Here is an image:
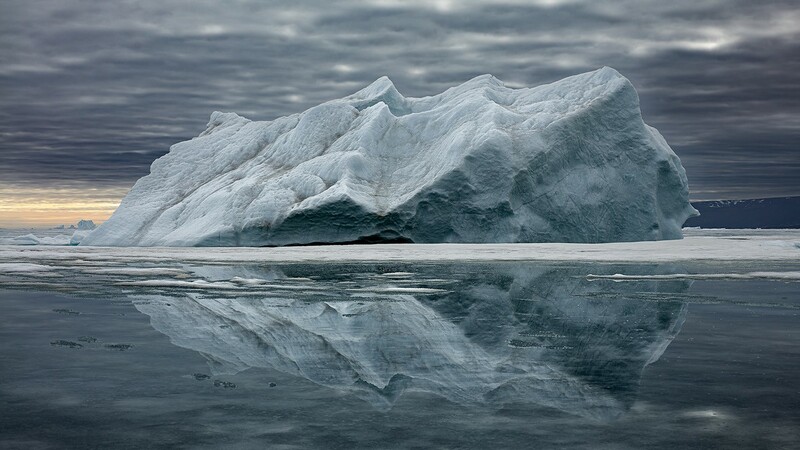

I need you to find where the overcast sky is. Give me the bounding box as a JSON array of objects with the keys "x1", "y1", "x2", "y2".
[{"x1": 1, "y1": 0, "x2": 798, "y2": 221}]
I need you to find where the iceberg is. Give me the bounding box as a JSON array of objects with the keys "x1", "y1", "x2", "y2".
[
  {"x1": 70, "y1": 219, "x2": 97, "y2": 245},
  {"x1": 1, "y1": 219, "x2": 98, "y2": 246},
  {"x1": 76, "y1": 219, "x2": 96, "y2": 231},
  {"x1": 82, "y1": 67, "x2": 697, "y2": 247},
  {"x1": 10, "y1": 233, "x2": 72, "y2": 246},
  {"x1": 69, "y1": 230, "x2": 92, "y2": 245}
]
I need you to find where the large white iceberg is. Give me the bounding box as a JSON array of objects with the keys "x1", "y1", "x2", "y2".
[{"x1": 83, "y1": 67, "x2": 697, "y2": 246}]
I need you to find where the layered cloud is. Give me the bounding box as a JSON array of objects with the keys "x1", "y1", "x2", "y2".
[{"x1": 1, "y1": 0, "x2": 798, "y2": 206}]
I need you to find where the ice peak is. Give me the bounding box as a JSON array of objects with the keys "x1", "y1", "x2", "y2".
[
  {"x1": 370, "y1": 75, "x2": 395, "y2": 89},
  {"x1": 202, "y1": 111, "x2": 247, "y2": 136},
  {"x1": 574, "y1": 66, "x2": 628, "y2": 88},
  {"x1": 594, "y1": 65, "x2": 624, "y2": 79},
  {"x1": 460, "y1": 73, "x2": 504, "y2": 87},
  {"x1": 348, "y1": 76, "x2": 410, "y2": 116},
  {"x1": 209, "y1": 111, "x2": 243, "y2": 125},
  {"x1": 350, "y1": 75, "x2": 398, "y2": 100}
]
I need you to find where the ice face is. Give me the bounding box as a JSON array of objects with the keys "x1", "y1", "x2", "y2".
[{"x1": 82, "y1": 67, "x2": 697, "y2": 247}]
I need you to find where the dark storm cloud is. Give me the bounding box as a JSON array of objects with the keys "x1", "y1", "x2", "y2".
[{"x1": 1, "y1": 0, "x2": 797, "y2": 199}]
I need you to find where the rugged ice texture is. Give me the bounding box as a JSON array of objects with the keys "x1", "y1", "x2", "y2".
[
  {"x1": 83, "y1": 67, "x2": 697, "y2": 246},
  {"x1": 69, "y1": 230, "x2": 92, "y2": 245},
  {"x1": 9, "y1": 233, "x2": 71, "y2": 246}
]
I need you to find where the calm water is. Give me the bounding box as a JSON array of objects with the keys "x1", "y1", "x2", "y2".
[{"x1": 1, "y1": 261, "x2": 799, "y2": 449}]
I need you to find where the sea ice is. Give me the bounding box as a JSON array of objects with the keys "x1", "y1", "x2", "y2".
[
  {"x1": 1, "y1": 219, "x2": 97, "y2": 246},
  {"x1": 6, "y1": 229, "x2": 800, "y2": 264},
  {"x1": 11, "y1": 233, "x2": 72, "y2": 246},
  {"x1": 83, "y1": 67, "x2": 697, "y2": 247}
]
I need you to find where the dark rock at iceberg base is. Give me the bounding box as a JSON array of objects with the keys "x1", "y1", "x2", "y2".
[{"x1": 82, "y1": 67, "x2": 697, "y2": 247}]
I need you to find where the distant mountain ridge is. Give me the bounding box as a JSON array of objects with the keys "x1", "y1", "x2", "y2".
[{"x1": 685, "y1": 196, "x2": 800, "y2": 229}]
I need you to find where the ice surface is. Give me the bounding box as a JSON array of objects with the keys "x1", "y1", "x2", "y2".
[
  {"x1": 83, "y1": 67, "x2": 697, "y2": 247},
  {"x1": 0, "y1": 262, "x2": 53, "y2": 272},
  {"x1": 587, "y1": 272, "x2": 800, "y2": 281},
  {"x1": 3, "y1": 230, "x2": 800, "y2": 418},
  {"x1": 1, "y1": 231, "x2": 90, "y2": 246},
  {"x1": 8, "y1": 229, "x2": 800, "y2": 264},
  {"x1": 9, "y1": 233, "x2": 72, "y2": 246},
  {"x1": 76, "y1": 220, "x2": 96, "y2": 231}
]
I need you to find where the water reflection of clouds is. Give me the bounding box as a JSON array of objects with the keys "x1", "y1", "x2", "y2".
[{"x1": 0, "y1": 255, "x2": 707, "y2": 417}]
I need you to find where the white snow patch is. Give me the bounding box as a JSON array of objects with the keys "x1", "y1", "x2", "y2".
[
  {"x1": 117, "y1": 279, "x2": 241, "y2": 290},
  {"x1": 230, "y1": 276, "x2": 267, "y2": 285},
  {"x1": 80, "y1": 267, "x2": 187, "y2": 276},
  {"x1": 0, "y1": 263, "x2": 54, "y2": 272},
  {"x1": 346, "y1": 286, "x2": 449, "y2": 294},
  {"x1": 587, "y1": 271, "x2": 800, "y2": 281},
  {"x1": 2, "y1": 230, "x2": 799, "y2": 264}
]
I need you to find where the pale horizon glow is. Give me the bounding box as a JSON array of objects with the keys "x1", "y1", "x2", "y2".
[
  {"x1": 2, "y1": 1, "x2": 799, "y2": 208},
  {"x1": 0, "y1": 185, "x2": 126, "y2": 228}
]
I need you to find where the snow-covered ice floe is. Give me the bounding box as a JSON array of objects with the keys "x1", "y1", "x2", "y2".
[
  {"x1": 83, "y1": 67, "x2": 697, "y2": 247},
  {"x1": 5, "y1": 233, "x2": 73, "y2": 246},
  {"x1": 2, "y1": 230, "x2": 798, "y2": 415},
  {"x1": 5, "y1": 229, "x2": 799, "y2": 265},
  {"x1": 0, "y1": 262, "x2": 54, "y2": 272},
  {"x1": 587, "y1": 272, "x2": 800, "y2": 281}
]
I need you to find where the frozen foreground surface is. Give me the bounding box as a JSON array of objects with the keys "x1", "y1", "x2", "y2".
[
  {"x1": 9, "y1": 229, "x2": 799, "y2": 265},
  {"x1": 1, "y1": 229, "x2": 799, "y2": 448},
  {"x1": 83, "y1": 67, "x2": 696, "y2": 247}
]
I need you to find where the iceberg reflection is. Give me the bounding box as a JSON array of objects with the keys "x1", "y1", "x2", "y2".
[{"x1": 132, "y1": 263, "x2": 688, "y2": 419}]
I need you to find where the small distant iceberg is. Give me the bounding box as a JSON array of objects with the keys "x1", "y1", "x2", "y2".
[
  {"x1": 76, "y1": 219, "x2": 96, "y2": 231},
  {"x1": 4, "y1": 219, "x2": 97, "y2": 246},
  {"x1": 11, "y1": 233, "x2": 73, "y2": 246}
]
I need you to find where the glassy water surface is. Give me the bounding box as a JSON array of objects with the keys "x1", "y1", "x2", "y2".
[{"x1": 1, "y1": 261, "x2": 798, "y2": 449}]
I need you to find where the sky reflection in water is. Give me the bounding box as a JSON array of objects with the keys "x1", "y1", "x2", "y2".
[{"x1": 0, "y1": 260, "x2": 798, "y2": 448}]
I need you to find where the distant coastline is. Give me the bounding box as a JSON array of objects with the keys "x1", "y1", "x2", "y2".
[{"x1": 685, "y1": 196, "x2": 800, "y2": 229}]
